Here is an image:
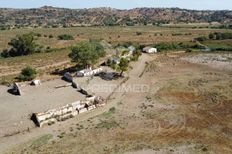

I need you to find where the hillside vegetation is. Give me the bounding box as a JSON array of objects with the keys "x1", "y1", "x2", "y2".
[{"x1": 0, "y1": 6, "x2": 232, "y2": 27}]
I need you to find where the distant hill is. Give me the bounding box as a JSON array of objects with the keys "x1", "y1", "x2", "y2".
[{"x1": 0, "y1": 6, "x2": 232, "y2": 27}]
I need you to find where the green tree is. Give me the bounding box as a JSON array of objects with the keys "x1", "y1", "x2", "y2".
[
  {"x1": 209, "y1": 33, "x2": 214, "y2": 40},
  {"x1": 117, "y1": 58, "x2": 129, "y2": 76},
  {"x1": 69, "y1": 41, "x2": 105, "y2": 68},
  {"x1": 131, "y1": 50, "x2": 142, "y2": 61},
  {"x1": 5, "y1": 33, "x2": 41, "y2": 57},
  {"x1": 215, "y1": 33, "x2": 222, "y2": 40},
  {"x1": 18, "y1": 66, "x2": 37, "y2": 81},
  {"x1": 121, "y1": 49, "x2": 129, "y2": 56},
  {"x1": 49, "y1": 34, "x2": 54, "y2": 38}
]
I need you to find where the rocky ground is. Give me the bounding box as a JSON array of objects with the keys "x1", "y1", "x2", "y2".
[{"x1": 181, "y1": 53, "x2": 232, "y2": 71}]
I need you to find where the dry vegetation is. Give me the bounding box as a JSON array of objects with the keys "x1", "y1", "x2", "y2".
[
  {"x1": 2, "y1": 52, "x2": 232, "y2": 154},
  {"x1": 0, "y1": 49, "x2": 71, "y2": 84},
  {"x1": 0, "y1": 25, "x2": 232, "y2": 153},
  {"x1": 1, "y1": 26, "x2": 232, "y2": 84},
  {"x1": 1, "y1": 26, "x2": 232, "y2": 51}
]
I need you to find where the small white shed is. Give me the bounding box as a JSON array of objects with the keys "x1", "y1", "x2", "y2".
[
  {"x1": 128, "y1": 46, "x2": 136, "y2": 55},
  {"x1": 31, "y1": 80, "x2": 41, "y2": 86},
  {"x1": 76, "y1": 67, "x2": 103, "y2": 77},
  {"x1": 143, "y1": 47, "x2": 157, "y2": 54}
]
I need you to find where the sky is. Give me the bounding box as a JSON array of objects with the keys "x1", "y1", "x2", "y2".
[{"x1": 0, "y1": 0, "x2": 232, "y2": 10}]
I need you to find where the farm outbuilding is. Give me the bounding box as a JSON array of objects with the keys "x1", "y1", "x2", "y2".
[
  {"x1": 31, "y1": 79, "x2": 41, "y2": 86},
  {"x1": 76, "y1": 67, "x2": 103, "y2": 77},
  {"x1": 143, "y1": 47, "x2": 157, "y2": 53},
  {"x1": 128, "y1": 45, "x2": 136, "y2": 55},
  {"x1": 11, "y1": 82, "x2": 23, "y2": 95}
]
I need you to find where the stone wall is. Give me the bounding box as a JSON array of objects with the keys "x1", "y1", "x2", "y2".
[{"x1": 33, "y1": 96, "x2": 105, "y2": 127}]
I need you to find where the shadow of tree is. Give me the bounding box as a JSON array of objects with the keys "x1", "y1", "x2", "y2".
[
  {"x1": 97, "y1": 72, "x2": 122, "y2": 81},
  {"x1": 51, "y1": 64, "x2": 84, "y2": 76}
]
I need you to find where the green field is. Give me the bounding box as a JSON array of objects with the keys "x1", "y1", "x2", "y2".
[{"x1": 203, "y1": 40, "x2": 232, "y2": 51}]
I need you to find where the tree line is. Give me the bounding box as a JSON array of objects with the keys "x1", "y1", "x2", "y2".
[{"x1": 209, "y1": 32, "x2": 232, "y2": 40}]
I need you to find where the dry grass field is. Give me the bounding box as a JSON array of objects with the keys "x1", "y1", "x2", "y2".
[
  {"x1": 1, "y1": 26, "x2": 232, "y2": 85},
  {"x1": 1, "y1": 52, "x2": 232, "y2": 154},
  {"x1": 1, "y1": 26, "x2": 231, "y2": 51},
  {"x1": 0, "y1": 26, "x2": 232, "y2": 154}
]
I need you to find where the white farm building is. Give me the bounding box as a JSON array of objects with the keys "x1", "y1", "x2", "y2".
[
  {"x1": 76, "y1": 67, "x2": 103, "y2": 77},
  {"x1": 143, "y1": 47, "x2": 157, "y2": 53}
]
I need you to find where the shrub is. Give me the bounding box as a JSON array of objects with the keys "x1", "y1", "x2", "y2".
[
  {"x1": 186, "y1": 48, "x2": 192, "y2": 52},
  {"x1": 35, "y1": 33, "x2": 42, "y2": 37},
  {"x1": 121, "y1": 49, "x2": 129, "y2": 56},
  {"x1": 1, "y1": 33, "x2": 42, "y2": 57},
  {"x1": 154, "y1": 43, "x2": 181, "y2": 51},
  {"x1": 219, "y1": 33, "x2": 232, "y2": 40},
  {"x1": 136, "y1": 32, "x2": 142, "y2": 36},
  {"x1": 109, "y1": 107, "x2": 116, "y2": 113},
  {"x1": 18, "y1": 66, "x2": 37, "y2": 81},
  {"x1": 0, "y1": 26, "x2": 6, "y2": 30},
  {"x1": 45, "y1": 46, "x2": 52, "y2": 52},
  {"x1": 96, "y1": 120, "x2": 119, "y2": 129},
  {"x1": 58, "y1": 34, "x2": 74, "y2": 40},
  {"x1": 131, "y1": 50, "x2": 142, "y2": 61},
  {"x1": 49, "y1": 34, "x2": 54, "y2": 38},
  {"x1": 195, "y1": 36, "x2": 207, "y2": 42},
  {"x1": 208, "y1": 32, "x2": 232, "y2": 40},
  {"x1": 106, "y1": 59, "x2": 112, "y2": 66},
  {"x1": 1, "y1": 49, "x2": 10, "y2": 58},
  {"x1": 126, "y1": 22, "x2": 134, "y2": 26},
  {"x1": 172, "y1": 33, "x2": 183, "y2": 36},
  {"x1": 209, "y1": 33, "x2": 214, "y2": 39}
]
